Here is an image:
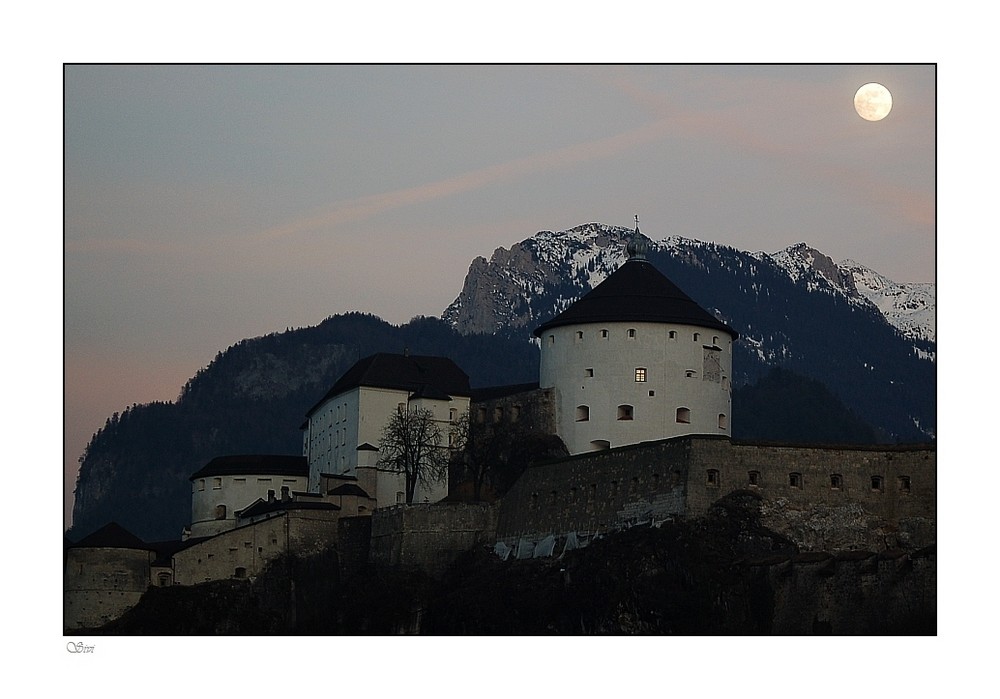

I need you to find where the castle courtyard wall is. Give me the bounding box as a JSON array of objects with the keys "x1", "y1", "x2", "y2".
[
  {"x1": 369, "y1": 503, "x2": 497, "y2": 578},
  {"x1": 173, "y1": 510, "x2": 340, "y2": 585},
  {"x1": 64, "y1": 547, "x2": 154, "y2": 630},
  {"x1": 497, "y1": 436, "x2": 935, "y2": 551}
]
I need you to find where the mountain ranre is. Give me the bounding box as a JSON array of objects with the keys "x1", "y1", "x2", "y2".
[{"x1": 65, "y1": 222, "x2": 935, "y2": 632}]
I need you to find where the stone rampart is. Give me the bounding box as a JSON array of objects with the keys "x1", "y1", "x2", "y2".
[
  {"x1": 173, "y1": 510, "x2": 340, "y2": 585},
  {"x1": 64, "y1": 547, "x2": 154, "y2": 630},
  {"x1": 369, "y1": 502, "x2": 497, "y2": 577},
  {"x1": 497, "y1": 435, "x2": 935, "y2": 551}
]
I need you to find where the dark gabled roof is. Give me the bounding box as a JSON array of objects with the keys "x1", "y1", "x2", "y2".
[
  {"x1": 190, "y1": 454, "x2": 308, "y2": 481},
  {"x1": 533, "y1": 258, "x2": 737, "y2": 338},
  {"x1": 329, "y1": 483, "x2": 371, "y2": 498},
  {"x1": 356, "y1": 443, "x2": 379, "y2": 452},
  {"x1": 70, "y1": 522, "x2": 151, "y2": 550},
  {"x1": 306, "y1": 353, "x2": 471, "y2": 417}
]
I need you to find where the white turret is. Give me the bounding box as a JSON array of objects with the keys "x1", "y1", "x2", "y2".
[{"x1": 534, "y1": 222, "x2": 737, "y2": 454}]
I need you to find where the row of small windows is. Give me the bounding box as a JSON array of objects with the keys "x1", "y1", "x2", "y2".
[
  {"x1": 575, "y1": 405, "x2": 726, "y2": 428},
  {"x1": 197, "y1": 477, "x2": 298, "y2": 491},
  {"x1": 581, "y1": 367, "x2": 709, "y2": 381},
  {"x1": 528, "y1": 470, "x2": 915, "y2": 510},
  {"x1": 476, "y1": 404, "x2": 523, "y2": 423},
  {"x1": 720, "y1": 470, "x2": 912, "y2": 492},
  {"x1": 559, "y1": 330, "x2": 722, "y2": 344}
]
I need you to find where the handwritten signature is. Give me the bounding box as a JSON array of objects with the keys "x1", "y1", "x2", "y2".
[{"x1": 67, "y1": 642, "x2": 95, "y2": 653}]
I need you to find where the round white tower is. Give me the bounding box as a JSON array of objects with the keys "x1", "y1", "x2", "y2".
[{"x1": 534, "y1": 224, "x2": 737, "y2": 455}]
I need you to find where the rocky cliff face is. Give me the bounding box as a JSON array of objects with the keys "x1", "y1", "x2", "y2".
[
  {"x1": 443, "y1": 223, "x2": 936, "y2": 442},
  {"x1": 446, "y1": 226, "x2": 936, "y2": 349}
]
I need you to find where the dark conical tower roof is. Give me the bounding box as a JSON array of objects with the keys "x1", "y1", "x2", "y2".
[{"x1": 533, "y1": 242, "x2": 737, "y2": 339}]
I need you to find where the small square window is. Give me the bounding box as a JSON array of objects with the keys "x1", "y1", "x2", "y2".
[
  {"x1": 585, "y1": 368, "x2": 594, "y2": 377},
  {"x1": 789, "y1": 472, "x2": 802, "y2": 488},
  {"x1": 830, "y1": 474, "x2": 843, "y2": 489},
  {"x1": 576, "y1": 331, "x2": 584, "y2": 340},
  {"x1": 648, "y1": 390, "x2": 655, "y2": 397},
  {"x1": 748, "y1": 471, "x2": 760, "y2": 487},
  {"x1": 898, "y1": 475, "x2": 911, "y2": 493},
  {"x1": 871, "y1": 475, "x2": 884, "y2": 492},
  {"x1": 628, "y1": 329, "x2": 637, "y2": 338},
  {"x1": 706, "y1": 469, "x2": 719, "y2": 487},
  {"x1": 601, "y1": 329, "x2": 609, "y2": 338}
]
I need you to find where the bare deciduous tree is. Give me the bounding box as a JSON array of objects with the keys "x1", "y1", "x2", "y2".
[{"x1": 377, "y1": 407, "x2": 450, "y2": 504}]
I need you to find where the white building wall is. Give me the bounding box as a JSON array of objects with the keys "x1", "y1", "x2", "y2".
[
  {"x1": 539, "y1": 321, "x2": 732, "y2": 455},
  {"x1": 306, "y1": 386, "x2": 469, "y2": 505},
  {"x1": 190, "y1": 473, "x2": 308, "y2": 538}
]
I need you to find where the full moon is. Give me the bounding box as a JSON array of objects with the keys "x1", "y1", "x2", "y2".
[{"x1": 854, "y1": 82, "x2": 892, "y2": 121}]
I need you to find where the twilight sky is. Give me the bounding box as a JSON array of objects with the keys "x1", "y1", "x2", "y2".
[{"x1": 63, "y1": 64, "x2": 935, "y2": 526}]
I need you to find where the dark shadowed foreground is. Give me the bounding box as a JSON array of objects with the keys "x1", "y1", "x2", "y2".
[{"x1": 85, "y1": 493, "x2": 935, "y2": 635}]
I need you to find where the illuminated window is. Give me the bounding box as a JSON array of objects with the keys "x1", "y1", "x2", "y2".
[{"x1": 634, "y1": 367, "x2": 647, "y2": 382}]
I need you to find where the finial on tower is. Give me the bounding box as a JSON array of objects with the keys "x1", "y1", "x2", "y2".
[{"x1": 627, "y1": 214, "x2": 648, "y2": 260}]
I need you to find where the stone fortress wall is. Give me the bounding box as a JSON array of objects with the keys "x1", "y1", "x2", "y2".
[{"x1": 496, "y1": 435, "x2": 935, "y2": 552}]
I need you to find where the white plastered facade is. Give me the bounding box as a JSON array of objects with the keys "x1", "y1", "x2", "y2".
[
  {"x1": 190, "y1": 471, "x2": 309, "y2": 538},
  {"x1": 305, "y1": 386, "x2": 469, "y2": 506},
  {"x1": 539, "y1": 321, "x2": 732, "y2": 455}
]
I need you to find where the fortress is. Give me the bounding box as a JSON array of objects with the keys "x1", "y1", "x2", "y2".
[{"x1": 64, "y1": 222, "x2": 935, "y2": 631}]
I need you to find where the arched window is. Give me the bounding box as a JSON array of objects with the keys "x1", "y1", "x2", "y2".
[
  {"x1": 718, "y1": 413, "x2": 728, "y2": 430},
  {"x1": 830, "y1": 474, "x2": 843, "y2": 489},
  {"x1": 617, "y1": 404, "x2": 634, "y2": 420},
  {"x1": 676, "y1": 407, "x2": 691, "y2": 424},
  {"x1": 668, "y1": 330, "x2": 677, "y2": 339},
  {"x1": 601, "y1": 329, "x2": 609, "y2": 338},
  {"x1": 214, "y1": 504, "x2": 227, "y2": 520},
  {"x1": 627, "y1": 328, "x2": 636, "y2": 339},
  {"x1": 575, "y1": 405, "x2": 590, "y2": 422},
  {"x1": 871, "y1": 475, "x2": 884, "y2": 492},
  {"x1": 789, "y1": 472, "x2": 802, "y2": 488},
  {"x1": 590, "y1": 440, "x2": 610, "y2": 451},
  {"x1": 898, "y1": 475, "x2": 911, "y2": 493}
]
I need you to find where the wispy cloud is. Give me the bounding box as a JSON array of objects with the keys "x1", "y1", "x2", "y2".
[{"x1": 256, "y1": 117, "x2": 686, "y2": 241}]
